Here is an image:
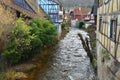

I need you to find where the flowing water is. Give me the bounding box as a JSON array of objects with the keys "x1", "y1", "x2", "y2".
[{"x1": 28, "y1": 27, "x2": 95, "y2": 80}]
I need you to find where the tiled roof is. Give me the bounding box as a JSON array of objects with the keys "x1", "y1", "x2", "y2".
[
  {"x1": 74, "y1": 8, "x2": 91, "y2": 15},
  {"x1": 25, "y1": 0, "x2": 39, "y2": 13},
  {"x1": 53, "y1": 0, "x2": 62, "y2": 5},
  {"x1": 0, "y1": 0, "x2": 46, "y2": 18},
  {"x1": 91, "y1": 0, "x2": 98, "y2": 16}
]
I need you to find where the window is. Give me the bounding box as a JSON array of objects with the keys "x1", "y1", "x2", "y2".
[
  {"x1": 108, "y1": 21, "x2": 111, "y2": 37},
  {"x1": 104, "y1": 0, "x2": 109, "y2": 4},
  {"x1": 39, "y1": 0, "x2": 59, "y2": 26},
  {"x1": 59, "y1": 15, "x2": 62, "y2": 19},
  {"x1": 99, "y1": 17, "x2": 103, "y2": 33},
  {"x1": 60, "y1": 6, "x2": 62, "y2": 11},
  {"x1": 110, "y1": 19, "x2": 117, "y2": 41}
]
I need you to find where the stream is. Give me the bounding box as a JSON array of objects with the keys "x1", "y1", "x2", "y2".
[{"x1": 26, "y1": 27, "x2": 95, "y2": 80}]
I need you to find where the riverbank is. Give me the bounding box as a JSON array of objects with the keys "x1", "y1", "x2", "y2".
[
  {"x1": 0, "y1": 27, "x2": 68, "y2": 80},
  {"x1": 25, "y1": 28, "x2": 95, "y2": 80},
  {"x1": 0, "y1": 43, "x2": 58, "y2": 80},
  {"x1": 78, "y1": 25, "x2": 97, "y2": 79},
  {"x1": 0, "y1": 27, "x2": 96, "y2": 80},
  {"x1": 85, "y1": 25, "x2": 97, "y2": 72}
]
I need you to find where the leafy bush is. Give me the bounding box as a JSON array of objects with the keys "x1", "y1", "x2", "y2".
[
  {"x1": 29, "y1": 19, "x2": 43, "y2": 53},
  {"x1": 29, "y1": 18, "x2": 57, "y2": 46},
  {"x1": 2, "y1": 18, "x2": 32, "y2": 64},
  {"x1": 2, "y1": 18, "x2": 57, "y2": 64},
  {"x1": 79, "y1": 21, "x2": 85, "y2": 28},
  {"x1": 61, "y1": 22, "x2": 66, "y2": 30},
  {"x1": 102, "y1": 49, "x2": 110, "y2": 62}
]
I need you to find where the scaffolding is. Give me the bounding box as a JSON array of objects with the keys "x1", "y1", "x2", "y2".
[{"x1": 39, "y1": 0, "x2": 59, "y2": 26}]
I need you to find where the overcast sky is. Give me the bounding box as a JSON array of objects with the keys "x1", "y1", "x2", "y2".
[{"x1": 60, "y1": 0, "x2": 94, "y2": 9}]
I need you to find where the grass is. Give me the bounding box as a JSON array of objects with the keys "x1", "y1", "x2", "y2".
[
  {"x1": 0, "y1": 73, "x2": 6, "y2": 80},
  {"x1": 0, "y1": 63, "x2": 5, "y2": 71},
  {"x1": 5, "y1": 69, "x2": 16, "y2": 80},
  {"x1": 1, "y1": 69, "x2": 28, "y2": 80}
]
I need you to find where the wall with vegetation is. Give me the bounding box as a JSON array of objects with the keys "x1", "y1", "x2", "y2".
[
  {"x1": 0, "y1": 3, "x2": 16, "y2": 53},
  {"x1": 2, "y1": 18, "x2": 57, "y2": 65}
]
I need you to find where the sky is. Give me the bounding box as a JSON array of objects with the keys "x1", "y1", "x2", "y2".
[{"x1": 60, "y1": 0, "x2": 94, "y2": 9}]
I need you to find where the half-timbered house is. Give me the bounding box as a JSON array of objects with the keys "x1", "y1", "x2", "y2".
[{"x1": 97, "y1": 0, "x2": 120, "y2": 80}]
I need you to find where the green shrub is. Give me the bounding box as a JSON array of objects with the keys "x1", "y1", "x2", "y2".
[
  {"x1": 2, "y1": 18, "x2": 32, "y2": 64},
  {"x1": 101, "y1": 49, "x2": 110, "y2": 62},
  {"x1": 61, "y1": 22, "x2": 66, "y2": 30},
  {"x1": 61, "y1": 22, "x2": 69, "y2": 35},
  {"x1": 29, "y1": 19, "x2": 43, "y2": 53},
  {"x1": 29, "y1": 18, "x2": 57, "y2": 46},
  {"x1": 2, "y1": 18, "x2": 57, "y2": 65},
  {"x1": 102, "y1": 49, "x2": 106, "y2": 54},
  {"x1": 79, "y1": 21, "x2": 85, "y2": 28}
]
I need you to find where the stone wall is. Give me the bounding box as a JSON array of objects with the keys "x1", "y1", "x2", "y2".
[{"x1": 0, "y1": 3, "x2": 16, "y2": 53}]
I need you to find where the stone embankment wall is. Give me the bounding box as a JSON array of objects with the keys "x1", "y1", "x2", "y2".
[
  {"x1": 0, "y1": 3, "x2": 16, "y2": 69},
  {"x1": 0, "y1": 3, "x2": 16, "y2": 53}
]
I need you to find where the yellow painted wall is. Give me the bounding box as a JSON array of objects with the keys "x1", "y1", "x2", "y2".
[
  {"x1": 109, "y1": 1, "x2": 113, "y2": 13},
  {"x1": 119, "y1": 0, "x2": 120, "y2": 10},
  {"x1": 98, "y1": 0, "x2": 120, "y2": 59},
  {"x1": 117, "y1": 44, "x2": 120, "y2": 62},
  {"x1": 113, "y1": 0, "x2": 117, "y2": 11}
]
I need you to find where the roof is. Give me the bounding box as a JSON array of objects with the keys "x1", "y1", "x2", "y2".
[
  {"x1": 25, "y1": 0, "x2": 39, "y2": 13},
  {"x1": 91, "y1": 0, "x2": 98, "y2": 16},
  {"x1": 53, "y1": 0, "x2": 61, "y2": 5},
  {"x1": 0, "y1": 0, "x2": 46, "y2": 18},
  {"x1": 74, "y1": 8, "x2": 81, "y2": 15},
  {"x1": 74, "y1": 8, "x2": 91, "y2": 15}
]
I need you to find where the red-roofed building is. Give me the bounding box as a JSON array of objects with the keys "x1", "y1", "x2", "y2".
[{"x1": 73, "y1": 7, "x2": 91, "y2": 20}]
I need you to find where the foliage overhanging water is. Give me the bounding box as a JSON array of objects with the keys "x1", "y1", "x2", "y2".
[{"x1": 26, "y1": 27, "x2": 95, "y2": 80}]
